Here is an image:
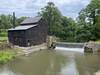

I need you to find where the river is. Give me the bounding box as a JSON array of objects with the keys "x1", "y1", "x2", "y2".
[{"x1": 0, "y1": 50, "x2": 100, "y2": 75}]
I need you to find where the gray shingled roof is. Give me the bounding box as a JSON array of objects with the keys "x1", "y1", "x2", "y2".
[
  {"x1": 8, "y1": 24, "x2": 37, "y2": 31},
  {"x1": 20, "y1": 16, "x2": 42, "y2": 24}
]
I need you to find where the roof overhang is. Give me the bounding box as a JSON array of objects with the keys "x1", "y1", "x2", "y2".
[{"x1": 8, "y1": 24, "x2": 37, "y2": 31}]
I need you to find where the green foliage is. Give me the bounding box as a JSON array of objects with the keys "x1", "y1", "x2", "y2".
[
  {"x1": 39, "y1": 2, "x2": 77, "y2": 41},
  {"x1": 76, "y1": 0, "x2": 100, "y2": 42},
  {"x1": 0, "y1": 37, "x2": 8, "y2": 42},
  {"x1": 95, "y1": 15, "x2": 100, "y2": 39},
  {"x1": 0, "y1": 51, "x2": 15, "y2": 64},
  {"x1": 0, "y1": 14, "x2": 26, "y2": 30},
  {"x1": 16, "y1": 17, "x2": 27, "y2": 26},
  {"x1": 0, "y1": 31, "x2": 8, "y2": 42},
  {"x1": 0, "y1": 31, "x2": 7, "y2": 37},
  {"x1": 38, "y1": 2, "x2": 63, "y2": 36},
  {"x1": 61, "y1": 17, "x2": 77, "y2": 42},
  {"x1": 96, "y1": 40, "x2": 100, "y2": 45},
  {"x1": 75, "y1": 26, "x2": 93, "y2": 42},
  {"x1": 0, "y1": 14, "x2": 13, "y2": 29}
]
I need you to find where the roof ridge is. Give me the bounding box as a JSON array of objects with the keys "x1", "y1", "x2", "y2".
[{"x1": 20, "y1": 16, "x2": 42, "y2": 25}]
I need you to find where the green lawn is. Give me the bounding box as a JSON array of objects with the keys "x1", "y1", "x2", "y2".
[
  {"x1": 0, "y1": 31, "x2": 8, "y2": 42},
  {"x1": 0, "y1": 50, "x2": 16, "y2": 64},
  {"x1": 0, "y1": 37, "x2": 8, "y2": 42},
  {"x1": 0, "y1": 31, "x2": 7, "y2": 36},
  {"x1": 96, "y1": 40, "x2": 100, "y2": 45}
]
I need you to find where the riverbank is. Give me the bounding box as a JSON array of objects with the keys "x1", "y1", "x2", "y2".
[
  {"x1": 0, "y1": 42, "x2": 21, "y2": 64},
  {"x1": 0, "y1": 49, "x2": 17, "y2": 64},
  {"x1": 96, "y1": 40, "x2": 100, "y2": 45},
  {"x1": 84, "y1": 41, "x2": 100, "y2": 53},
  {"x1": 14, "y1": 43, "x2": 47, "y2": 56},
  {"x1": 0, "y1": 42, "x2": 48, "y2": 64}
]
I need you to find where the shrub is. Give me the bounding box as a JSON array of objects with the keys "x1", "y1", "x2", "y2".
[
  {"x1": 0, "y1": 32, "x2": 8, "y2": 37},
  {"x1": 0, "y1": 51, "x2": 15, "y2": 64},
  {"x1": 0, "y1": 42, "x2": 12, "y2": 50}
]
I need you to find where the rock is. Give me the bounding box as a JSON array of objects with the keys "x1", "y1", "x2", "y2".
[
  {"x1": 46, "y1": 36, "x2": 57, "y2": 49},
  {"x1": 84, "y1": 41, "x2": 98, "y2": 53},
  {"x1": 95, "y1": 71, "x2": 100, "y2": 75},
  {"x1": 84, "y1": 46, "x2": 93, "y2": 53}
]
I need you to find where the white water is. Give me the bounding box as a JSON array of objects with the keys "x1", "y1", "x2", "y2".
[{"x1": 55, "y1": 47, "x2": 84, "y2": 53}]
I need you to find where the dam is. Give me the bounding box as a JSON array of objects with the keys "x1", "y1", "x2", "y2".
[{"x1": 55, "y1": 42, "x2": 85, "y2": 53}]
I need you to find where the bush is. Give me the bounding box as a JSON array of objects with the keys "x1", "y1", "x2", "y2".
[
  {"x1": 0, "y1": 32, "x2": 8, "y2": 37},
  {"x1": 0, "y1": 51, "x2": 15, "y2": 64},
  {"x1": 0, "y1": 42, "x2": 12, "y2": 50},
  {"x1": 0, "y1": 37, "x2": 8, "y2": 42},
  {"x1": 96, "y1": 40, "x2": 100, "y2": 45},
  {"x1": 0, "y1": 31, "x2": 8, "y2": 42}
]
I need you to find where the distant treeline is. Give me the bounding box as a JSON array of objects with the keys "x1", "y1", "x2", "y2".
[{"x1": 0, "y1": 14, "x2": 26, "y2": 30}]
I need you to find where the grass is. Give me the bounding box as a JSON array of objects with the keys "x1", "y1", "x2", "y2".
[
  {"x1": 96, "y1": 40, "x2": 100, "y2": 45},
  {"x1": 0, "y1": 31, "x2": 23, "y2": 64},
  {"x1": 0, "y1": 41, "x2": 17, "y2": 64},
  {"x1": 0, "y1": 31, "x2": 8, "y2": 42},
  {"x1": 0, "y1": 37, "x2": 8, "y2": 42},
  {"x1": 0, "y1": 50, "x2": 16, "y2": 64},
  {"x1": 0, "y1": 31, "x2": 8, "y2": 37}
]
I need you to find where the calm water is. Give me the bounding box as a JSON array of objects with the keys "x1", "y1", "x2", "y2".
[{"x1": 0, "y1": 50, "x2": 100, "y2": 75}]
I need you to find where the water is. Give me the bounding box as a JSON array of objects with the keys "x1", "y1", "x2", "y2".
[
  {"x1": 55, "y1": 42, "x2": 84, "y2": 53},
  {"x1": 0, "y1": 50, "x2": 100, "y2": 75},
  {"x1": 55, "y1": 47, "x2": 84, "y2": 53}
]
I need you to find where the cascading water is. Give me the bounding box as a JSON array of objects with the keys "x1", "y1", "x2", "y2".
[{"x1": 55, "y1": 42, "x2": 84, "y2": 53}]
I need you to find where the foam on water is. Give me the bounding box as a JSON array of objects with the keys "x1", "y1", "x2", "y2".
[{"x1": 55, "y1": 47, "x2": 84, "y2": 53}]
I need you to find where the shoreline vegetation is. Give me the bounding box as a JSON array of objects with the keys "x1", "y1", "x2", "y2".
[
  {"x1": 0, "y1": 45, "x2": 25, "y2": 64},
  {"x1": 96, "y1": 40, "x2": 100, "y2": 45},
  {"x1": 0, "y1": 31, "x2": 16, "y2": 64},
  {"x1": 0, "y1": 42, "x2": 18, "y2": 64},
  {"x1": 0, "y1": 50, "x2": 15, "y2": 64},
  {"x1": 0, "y1": 41, "x2": 21, "y2": 64}
]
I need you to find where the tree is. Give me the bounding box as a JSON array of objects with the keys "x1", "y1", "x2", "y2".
[
  {"x1": 16, "y1": 17, "x2": 27, "y2": 26},
  {"x1": 38, "y1": 2, "x2": 63, "y2": 37},
  {"x1": 0, "y1": 14, "x2": 13, "y2": 30},
  {"x1": 61, "y1": 16, "x2": 77, "y2": 42},
  {"x1": 95, "y1": 15, "x2": 100, "y2": 39},
  {"x1": 84, "y1": 0, "x2": 100, "y2": 40},
  {"x1": 76, "y1": 0, "x2": 100, "y2": 42},
  {"x1": 0, "y1": 14, "x2": 26, "y2": 32}
]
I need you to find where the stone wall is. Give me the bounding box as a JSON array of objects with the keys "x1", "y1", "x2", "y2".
[
  {"x1": 84, "y1": 41, "x2": 100, "y2": 53},
  {"x1": 46, "y1": 36, "x2": 57, "y2": 49}
]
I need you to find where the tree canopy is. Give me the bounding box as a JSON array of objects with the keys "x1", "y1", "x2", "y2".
[
  {"x1": 77, "y1": 0, "x2": 100, "y2": 41},
  {"x1": 38, "y1": 2, "x2": 63, "y2": 36},
  {"x1": 38, "y1": 2, "x2": 76, "y2": 42},
  {"x1": 0, "y1": 14, "x2": 26, "y2": 31}
]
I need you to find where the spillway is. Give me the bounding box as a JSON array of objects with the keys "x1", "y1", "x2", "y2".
[{"x1": 55, "y1": 42, "x2": 84, "y2": 53}]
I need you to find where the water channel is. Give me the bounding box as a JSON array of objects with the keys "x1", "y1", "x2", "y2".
[{"x1": 0, "y1": 50, "x2": 100, "y2": 75}]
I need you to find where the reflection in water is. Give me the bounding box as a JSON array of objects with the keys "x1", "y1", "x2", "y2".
[
  {"x1": 60, "y1": 60, "x2": 79, "y2": 75},
  {"x1": 75, "y1": 53, "x2": 100, "y2": 75},
  {"x1": 0, "y1": 50, "x2": 67, "y2": 75},
  {"x1": 0, "y1": 50, "x2": 100, "y2": 75}
]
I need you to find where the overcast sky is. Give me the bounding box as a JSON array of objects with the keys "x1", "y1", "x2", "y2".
[{"x1": 0, "y1": 0, "x2": 90, "y2": 19}]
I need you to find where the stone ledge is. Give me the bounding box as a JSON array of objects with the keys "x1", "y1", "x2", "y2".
[{"x1": 84, "y1": 41, "x2": 100, "y2": 53}]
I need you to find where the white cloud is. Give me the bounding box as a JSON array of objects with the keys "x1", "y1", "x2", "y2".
[{"x1": 0, "y1": 0, "x2": 90, "y2": 19}]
